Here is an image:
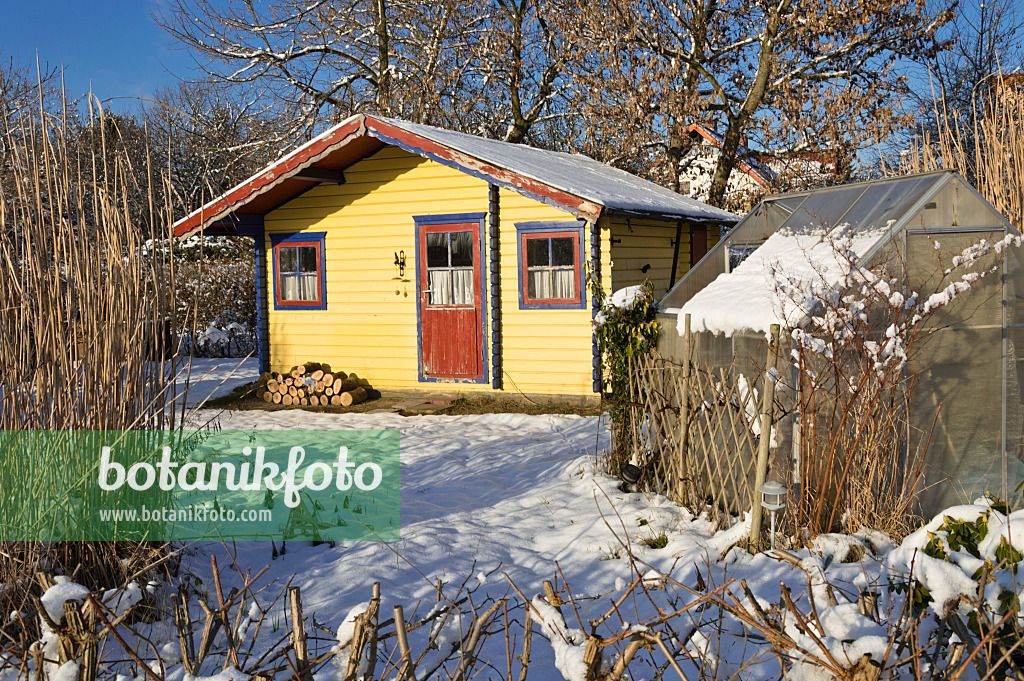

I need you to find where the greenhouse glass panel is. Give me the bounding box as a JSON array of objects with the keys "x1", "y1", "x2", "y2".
[
  {"x1": 916, "y1": 177, "x2": 1004, "y2": 228},
  {"x1": 764, "y1": 195, "x2": 807, "y2": 231},
  {"x1": 1007, "y1": 326, "x2": 1024, "y2": 496},
  {"x1": 911, "y1": 325, "x2": 1004, "y2": 512},
  {"x1": 776, "y1": 184, "x2": 869, "y2": 232},
  {"x1": 723, "y1": 204, "x2": 775, "y2": 247},
  {"x1": 906, "y1": 231, "x2": 1003, "y2": 329},
  {"x1": 838, "y1": 175, "x2": 939, "y2": 233},
  {"x1": 1007, "y1": 236, "x2": 1024, "y2": 326}
]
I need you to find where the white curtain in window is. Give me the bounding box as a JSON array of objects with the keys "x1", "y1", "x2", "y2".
[
  {"x1": 428, "y1": 270, "x2": 451, "y2": 304},
  {"x1": 281, "y1": 274, "x2": 319, "y2": 301},
  {"x1": 452, "y1": 268, "x2": 474, "y2": 305},
  {"x1": 281, "y1": 276, "x2": 298, "y2": 301},
  {"x1": 529, "y1": 269, "x2": 574, "y2": 300},
  {"x1": 298, "y1": 273, "x2": 318, "y2": 301},
  {"x1": 428, "y1": 269, "x2": 474, "y2": 305}
]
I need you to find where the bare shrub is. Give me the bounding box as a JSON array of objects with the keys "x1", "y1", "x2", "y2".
[
  {"x1": 777, "y1": 226, "x2": 1016, "y2": 538},
  {"x1": 779, "y1": 234, "x2": 931, "y2": 538},
  {"x1": 145, "y1": 234, "x2": 258, "y2": 357}
]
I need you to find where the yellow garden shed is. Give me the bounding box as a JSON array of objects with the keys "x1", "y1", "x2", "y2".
[{"x1": 173, "y1": 114, "x2": 737, "y2": 399}]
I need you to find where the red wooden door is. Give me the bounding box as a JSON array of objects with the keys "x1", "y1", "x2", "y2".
[
  {"x1": 418, "y1": 221, "x2": 483, "y2": 380},
  {"x1": 690, "y1": 224, "x2": 708, "y2": 267}
]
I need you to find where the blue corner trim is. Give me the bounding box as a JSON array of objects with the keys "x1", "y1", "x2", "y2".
[
  {"x1": 413, "y1": 213, "x2": 489, "y2": 385},
  {"x1": 514, "y1": 220, "x2": 587, "y2": 310},
  {"x1": 489, "y1": 185, "x2": 503, "y2": 390},
  {"x1": 591, "y1": 220, "x2": 601, "y2": 394},
  {"x1": 253, "y1": 228, "x2": 270, "y2": 373},
  {"x1": 269, "y1": 231, "x2": 328, "y2": 311}
]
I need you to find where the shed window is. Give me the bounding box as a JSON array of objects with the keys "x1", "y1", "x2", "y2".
[
  {"x1": 516, "y1": 222, "x2": 585, "y2": 309},
  {"x1": 728, "y1": 244, "x2": 762, "y2": 271},
  {"x1": 271, "y1": 232, "x2": 326, "y2": 310},
  {"x1": 426, "y1": 231, "x2": 475, "y2": 305}
]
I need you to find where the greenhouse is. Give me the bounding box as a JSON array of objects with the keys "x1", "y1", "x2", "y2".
[{"x1": 656, "y1": 170, "x2": 1024, "y2": 516}]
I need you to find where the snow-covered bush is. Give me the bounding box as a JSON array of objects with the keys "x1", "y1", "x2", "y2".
[
  {"x1": 777, "y1": 227, "x2": 1021, "y2": 538},
  {"x1": 181, "y1": 322, "x2": 257, "y2": 358},
  {"x1": 150, "y1": 235, "x2": 258, "y2": 356}
]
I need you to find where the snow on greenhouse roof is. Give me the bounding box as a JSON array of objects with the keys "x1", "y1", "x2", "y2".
[
  {"x1": 659, "y1": 171, "x2": 991, "y2": 336},
  {"x1": 671, "y1": 223, "x2": 892, "y2": 336}
]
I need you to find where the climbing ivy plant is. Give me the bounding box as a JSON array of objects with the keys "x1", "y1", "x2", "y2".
[{"x1": 588, "y1": 271, "x2": 660, "y2": 474}]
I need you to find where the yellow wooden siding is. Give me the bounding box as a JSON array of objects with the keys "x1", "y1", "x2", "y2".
[
  {"x1": 496, "y1": 188, "x2": 602, "y2": 396},
  {"x1": 708, "y1": 224, "x2": 721, "y2": 249},
  {"x1": 609, "y1": 217, "x2": 689, "y2": 296},
  {"x1": 263, "y1": 145, "x2": 605, "y2": 397}
]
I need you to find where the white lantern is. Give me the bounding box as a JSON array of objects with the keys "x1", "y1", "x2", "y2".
[{"x1": 758, "y1": 481, "x2": 788, "y2": 548}]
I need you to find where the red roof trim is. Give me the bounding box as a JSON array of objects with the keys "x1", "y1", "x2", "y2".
[
  {"x1": 173, "y1": 114, "x2": 607, "y2": 238},
  {"x1": 173, "y1": 116, "x2": 365, "y2": 238},
  {"x1": 686, "y1": 123, "x2": 771, "y2": 188}
]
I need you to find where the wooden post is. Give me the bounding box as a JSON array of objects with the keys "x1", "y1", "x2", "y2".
[
  {"x1": 363, "y1": 583, "x2": 381, "y2": 680},
  {"x1": 749, "y1": 323, "x2": 780, "y2": 545},
  {"x1": 677, "y1": 314, "x2": 692, "y2": 504},
  {"x1": 171, "y1": 593, "x2": 195, "y2": 674},
  {"x1": 393, "y1": 605, "x2": 412, "y2": 680},
  {"x1": 288, "y1": 587, "x2": 313, "y2": 681},
  {"x1": 518, "y1": 605, "x2": 533, "y2": 681}
]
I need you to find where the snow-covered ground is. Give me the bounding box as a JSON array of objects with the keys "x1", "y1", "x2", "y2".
[
  {"x1": 199, "y1": 408, "x2": 688, "y2": 613},
  {"x1": 37, "y1": 356, "x2": 1021, "y2": 679},
  {"x1": 170, "y1": 357, "x2": 259, "y2": 406},
  {"x1": 192, "y1": 408, "x2": 739, "y2": 680},
  {"x1": 152, "y1": 408, "x2": 1020, "y2": 681}
]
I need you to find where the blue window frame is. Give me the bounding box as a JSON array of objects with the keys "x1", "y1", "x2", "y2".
[
  {"x1": 270, "y1": 232, "x2": 327, "y2": 310},
  {"x1": 516, "y1": 221, "x2": 586, "y2": 309}
]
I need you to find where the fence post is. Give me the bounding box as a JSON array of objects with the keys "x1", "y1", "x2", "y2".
[
  {"x1": 750, "y1": 323, "x2": 780, "y2": 545},
  {"x1": 677, "y1": 314, "x2": 692, "y2": 504}
]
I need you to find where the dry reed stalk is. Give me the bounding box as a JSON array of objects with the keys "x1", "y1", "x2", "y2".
[
  {"x1": 0, "y1": 89, "x2": 182, "y2": 607},
  {"x1": 0, "y1": 95, "x2": 179, "y2": 431},
  {"x1": 900, "y1": 77, "x2": 1024, "y2": 231}
]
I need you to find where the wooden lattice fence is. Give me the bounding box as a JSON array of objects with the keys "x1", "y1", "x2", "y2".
[{"x1": 623, "y1": 341, "x2": 779, "y2": 524}]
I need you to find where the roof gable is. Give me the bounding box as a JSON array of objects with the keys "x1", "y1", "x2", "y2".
[
  {"x1": 173, "y1": 114, "x2": 736, "y2": 238},
  {"x1": 686, "y1": 123, "x2": 775, "y2": 187}
]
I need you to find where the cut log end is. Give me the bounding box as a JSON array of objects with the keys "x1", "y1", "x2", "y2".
[{"x1": 340, "y1": 387, "x2": 368, "y2": 407}]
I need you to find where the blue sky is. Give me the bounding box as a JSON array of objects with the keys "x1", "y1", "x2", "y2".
[{"x1": 1, "y1": 0, "x2": 195, "y2": 110}]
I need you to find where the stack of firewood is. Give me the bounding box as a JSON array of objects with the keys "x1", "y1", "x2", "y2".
[{"x1": 257, "y1": 362, "x2": 369, "y2": 407}]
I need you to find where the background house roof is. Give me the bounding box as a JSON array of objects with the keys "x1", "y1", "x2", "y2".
[
  {"x1": 173, "y1": 114, "x2": 737, "y2": 238},
  {"x1": 686, "y1": 123, "x2": 777, "y2": 187}
]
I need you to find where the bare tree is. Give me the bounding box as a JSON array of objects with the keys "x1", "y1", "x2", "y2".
[
  {"x1": 458, "y1": 0, "x2": 573, "y2": 144},
  {"x1": 569, "y1": 0, "x2": 953, "y2": 207},
  {"x1": 142, "y1": 81, "x2": 289, "y2": 216},
  {"x1": 156, "y1": 0, "x2": 489, "y2": 132},
  {"x1": 156, "y1": 0, "x2": 409, "y2": 130},
  {"x1": 157, "y1": 0, "x2": 578, "y2": 146}
]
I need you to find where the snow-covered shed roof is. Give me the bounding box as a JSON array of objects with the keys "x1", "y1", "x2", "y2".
[
  {"x1": 659, "y1": 170, "x2": 1018, "y2": 336},
  {"x1": 173, "y1": 114, "x2": 737, "y2": 238}
]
